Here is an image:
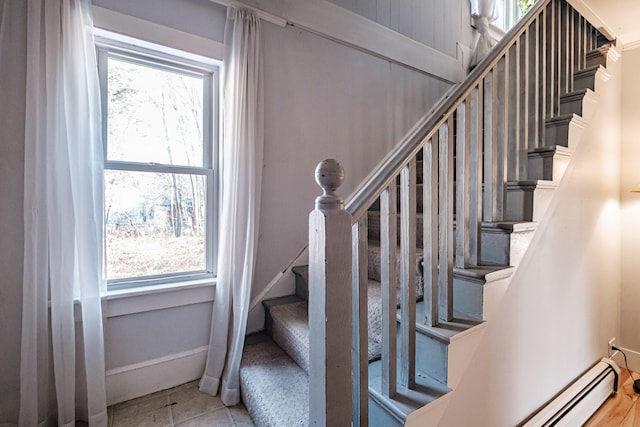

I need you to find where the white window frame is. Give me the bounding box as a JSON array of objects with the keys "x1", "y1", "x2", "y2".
[{"x1": 96, "y1": 34, "x2": 219, "y2": 291}]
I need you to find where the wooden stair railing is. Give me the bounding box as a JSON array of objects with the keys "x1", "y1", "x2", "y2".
[{"x1": 307, "y1": 0, "x2": 607, "y2": 424}]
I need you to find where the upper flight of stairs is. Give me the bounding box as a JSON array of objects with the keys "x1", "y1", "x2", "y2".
[{"x1": 239, "y1": 9, "x2": 616, "y2": 427}]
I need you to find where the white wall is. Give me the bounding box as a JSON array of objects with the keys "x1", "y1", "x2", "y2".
[
  {"x1": 619, "y1": 45, "x2": 640, "y2": 369},
  {"x1": 427, "y1": 47, "x2": 623, "y2": 426}
]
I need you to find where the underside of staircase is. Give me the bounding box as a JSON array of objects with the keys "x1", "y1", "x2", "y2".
[{"x1": 238, "y1": 2, "x2": 617, "y2": 425}]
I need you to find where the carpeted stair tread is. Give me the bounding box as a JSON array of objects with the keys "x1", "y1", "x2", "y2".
[
  {"x1": 268, "y1": 280, "x2": 387, "y2": 374},
  {"x1": 367, "y1": 241, "x2": 424, "y2": 299},
  {"x1": 269, "y1": 300, "x2": 311, "y2": 373},
  {"x1": 240, "y1": 338, "x2": 309, "y2": 427}
]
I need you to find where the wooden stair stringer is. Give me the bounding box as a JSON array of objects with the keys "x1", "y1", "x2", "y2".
[{"x1": 405, "y1": 45, "x2": 613, "y2": 427}]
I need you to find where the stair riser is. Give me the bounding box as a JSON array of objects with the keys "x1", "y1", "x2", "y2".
[
  {"x1": 481, "y1": 229, "x2": 534, "y2": 267},
  {"x1": 545, "y1": 119, "x2": 571, "y2": 147},
  {"x1": 369, "y1": 399, "x2": 404, "y2": 427},
  {"x1": 586, "y1": 51, "x2": 607, "y2": 68},
  {"x1": 528, "y1": 149, "x2": 571, "y2": 182},
  {"x1": 294, "y1": 270, "x2": 308, "y2": 300},
  {"x1": 415, "y1": 333, "x2": 449, "y2": 386},
  {"x1": 505, "y1": 185, "x2": 555, "y2": 222},
  {"x1": 266, "y1": 301, "x2": 310, "y2": 375},
  {"x1": 586, "y1": 55, "x2": 606, "y2": 69},
  {"x1": 453, "y1": 275, "x2": 484, "y2": 321},
  {"x1": 368, "y1": 215, "x2": 532, "y2": 268},
  {"x1": 272, "y1": 317, "x2": 309, "y2": 374},
  {"x1": 574, "y1": 71, "x2": 597, "y2": 91},
  {"x1": 560, "y1": 95, "x2": 584, "y2": 116}
]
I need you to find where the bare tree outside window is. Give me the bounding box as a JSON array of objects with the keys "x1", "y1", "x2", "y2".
[{"x1": 102, "y1": 54, "x2": 215, "y2": 283}]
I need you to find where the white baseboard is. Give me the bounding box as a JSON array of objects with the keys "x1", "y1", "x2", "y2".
[
  {"x1": 612, "y1": 346, "x2": 640, "y2": 374},
  {"x1": 106, "y1": 346, "x2": 209, "y2": 406}
]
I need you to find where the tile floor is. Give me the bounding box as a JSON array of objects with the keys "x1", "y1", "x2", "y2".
[{"x1": 108, "y1": 381, "x2": 255, "y2": 426}]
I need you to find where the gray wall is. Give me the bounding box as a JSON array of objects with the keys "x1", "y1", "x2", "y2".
[
  {"x1": 327, "y1": 0, "x2": 474, "y2": 58},
  {"x1": 0, "y1": 0, "x2": 465, "y2": 418},
  {"x1": 0, "y1": 0, "x2": 26, "y2": 422}
]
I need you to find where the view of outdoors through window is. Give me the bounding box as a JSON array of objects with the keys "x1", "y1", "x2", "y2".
[
  {"x1": 494, "y1": 0, "x2": 539, "y2": 32},
  {"x1": 104, "y1": 56, "x2": 210, "y2": 282},
  {"x1": 518, "y1": 0, "x2": 538, "y2": 14}
]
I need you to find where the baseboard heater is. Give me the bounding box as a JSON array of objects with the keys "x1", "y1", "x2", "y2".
[{"x1": 522, "y1": 358, "x2": 620, "y2": 426}]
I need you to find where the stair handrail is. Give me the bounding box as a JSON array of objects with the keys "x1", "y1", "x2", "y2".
[
  {"x1": 308, "y1": 0, "x2": 609, "y2": 424},
  {"x1": 344, "y1": 0, "x2": 551, "y2": 221}
]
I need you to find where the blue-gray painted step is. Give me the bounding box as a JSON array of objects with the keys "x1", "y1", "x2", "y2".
[
  {"x1": 559, "y1": 88, "x2": 589, "y2": 116},
  {"x1": 586, "y1": 45, "x2": 611, "y2": 68},
  {"x1": 573, "y1": 64, "x2": 604, "y2": 91},
  {"x1": 368, "y1": 354, "x2": 450, "y2": 427},
  {"x1": 528, "y1": 145, "x2": 572, "y2": 182},
  {"x1": 367, "y1": 211, "x2": 536, "y2": 266},
  {"x1": 404, "y1": 300, "x2": 482, "y2": 385},
  {"x1": 451, "y1": 265, "x2": 515, "y2": 321},
  {"x1": 289, "y1": 263, "x2": 512, "y2": 386}
]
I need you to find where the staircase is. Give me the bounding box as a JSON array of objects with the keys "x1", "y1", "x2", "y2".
[{"x1": 239, "y1": 0, "x2": 617, "y2": 425}]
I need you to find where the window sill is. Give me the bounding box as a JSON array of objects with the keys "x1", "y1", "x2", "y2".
[{"x1": 104, "y1": 278, "x2": 216, "y2": 318}]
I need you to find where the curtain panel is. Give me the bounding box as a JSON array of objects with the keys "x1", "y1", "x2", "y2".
[
  {"x1": 19, "y1": 0, "x2": 107, "y2": 425},
  {"x1": 200, "y1": 8, "x2": 264, "y2": 406},
  {"x1": 470, "y1": 0, "x2": 499, "y2": 68}
]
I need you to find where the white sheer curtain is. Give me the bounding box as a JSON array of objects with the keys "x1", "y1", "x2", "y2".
[
  {"x1": 200, "y1": 8, "x2": 264, "y2": 406},
  {"x1": 470, "y1": 0, "x2": 499, "y2": 68},
  {"x1": 19, "y1": 0, "x2": 107, "y2": 425}
]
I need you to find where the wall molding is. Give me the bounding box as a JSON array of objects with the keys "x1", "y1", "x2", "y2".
[
  {"x1": 92, "y1": 6, "x2": 225, "y2": 60},
  {"x1": 566, "y1": 0, "x2": 616, "y2": 42},
  {"x1": 623, "y1": 39, "x2": 640, "y2": 52},
  {"x1": 106, "y1": 346, "x2": 209, "y2": 405},
  {"x1": 209, "y1": 0, "x2": 465, "y2": 83}
]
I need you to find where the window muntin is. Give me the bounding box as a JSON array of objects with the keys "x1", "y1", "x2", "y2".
[{"x1": 98, "y1": 39, "x2": 218, "y2": 289}]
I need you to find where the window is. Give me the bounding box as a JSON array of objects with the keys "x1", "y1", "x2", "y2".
[
  {"x1": 96, "y1": 35, "x2": 219, "y2": 289},
  {"x1": 494, "y1": 0, "x2": 537, "y2": 32}
]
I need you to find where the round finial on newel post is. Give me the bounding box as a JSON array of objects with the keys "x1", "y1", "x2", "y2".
[{"x1": 315, "y1": 158, "x2": 345, "y2": 210}]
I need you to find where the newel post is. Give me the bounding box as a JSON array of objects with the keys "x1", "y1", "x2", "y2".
[{"x1": 308, "y1": 159, "x2": 353, "y2": 426}]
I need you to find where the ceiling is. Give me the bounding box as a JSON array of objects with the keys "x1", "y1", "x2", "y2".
[{"x1": 580, "y1": 0, "x2": 640, "y2": 47}]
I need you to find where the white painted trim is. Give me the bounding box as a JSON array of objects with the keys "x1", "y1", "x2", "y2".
[
  {"x1": 106, "y1": 346, "x2": 208, "y2": 405},
  {"x1": 281, "y1": 0, "x2": 464, "y2": 83},
  {"x1": 105, "y1": 281, "x2": 215, "y2": 318},
  {"x1": 612, "y1": 347, "x2": 640, "y2": 374},
  {"x1": 92, "y1": 6, "x2": 225, "y2": 60},
  {"x1": 248, "y1": 246, "x2": 308, "y2": 313},
  {"x1": 566, "y1": 0, "x2": 616, "y2": 43},
  {"x1": 209, "y1": 0, "x2": 464, "y2": 83},
  {"x1": 622, "y1": 40, "x2": 640, "y2": 52}
]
